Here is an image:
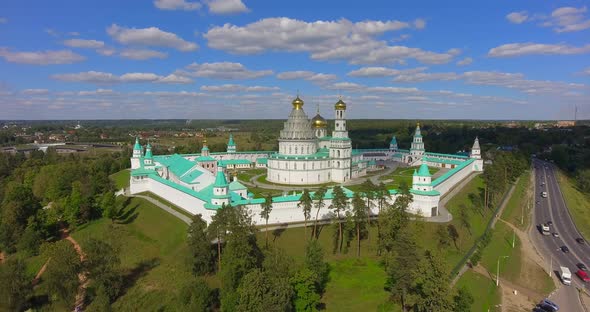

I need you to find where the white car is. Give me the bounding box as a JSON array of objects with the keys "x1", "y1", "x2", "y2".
[{"x1": 553, "y1": 232, "x2": 559, "y2": 238}]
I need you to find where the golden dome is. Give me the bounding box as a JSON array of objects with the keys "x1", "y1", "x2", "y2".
[
  {"x1": 292, "y1": 96, "x2": 304, "y2": 110},
  {"x1": 334, "y1": 98, "x2": 346, "y2": 110},
  {"x1": 311, "y1": 114, "x2": 327, "y2": 128}
]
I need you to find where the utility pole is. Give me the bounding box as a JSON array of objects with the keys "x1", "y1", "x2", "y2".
[{"x1": 512, "y1": 230, "x2": 516, "y2": 248}]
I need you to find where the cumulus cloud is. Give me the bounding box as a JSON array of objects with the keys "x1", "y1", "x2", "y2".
[
  {"x1": 347, "y1": 66, "x2": 427, "y2": 77},
  {"x1": 205, "y1": 0, "x2": 250, "y2": 15},
  {"x1": 200, "y1": 84, "x2": 279, "y2": 92},
  {"x1": 107, "y1": 24, "x2": 198, "y2": 51},
  {"x1": 119, "y1": 49, "x2": 167, "y2": 60},
  {"x1": 0, "y1": 48, "x2": 85, "y2": 65},
  {"x1": 488, "y1": 42, "x2": 590, "y2": 57},
  {"x1": 78, "y1": 89, "x2": 116, "y2": 96},
  {"x1": 203, "y1": 17, "x2": 454, "y2": 65},
  {"x1": 584, "y1": 67, "x2": 590, "y2": 75},
  {"x1": 276, "y1": 71, "x2": 337, "y2": 84},
  {"x1": 507, "y1": 6, "x2": 590, "y2": 32},
  {"x1": 154, "y1": 0, "x2": 201, "y2": 10},
  {"x1": 63, "y1": 39, "x2": 105, "y2": 49},
  {"x1": 51, "y1": 71, "x2": 193, "y2": 84},
  {"x1": 413, "y1": 18, "x2": 426, "y2": 29},
  {"x1": 506, "y1": 11, "x2": 528, "y2": 24},
  {"x1": 456, "y1": 57, "x2": 473, "y2": 66},
  {"x1": 22, "y1": 89, "x2": 49, "y2": 95},
  {"x1": 183, "y1": 62, "x2": 272, "y2": 79}
]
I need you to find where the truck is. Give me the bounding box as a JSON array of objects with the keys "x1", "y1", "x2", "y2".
[
  {"x1": 541, "y1": 224, "x2": 551, "y2": 235},
  {"x1": 560, "y1": 266, "x2": 572, "y2": 286}
]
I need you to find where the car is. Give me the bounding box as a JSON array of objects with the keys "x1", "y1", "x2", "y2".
[
  {"x1": 540, "y1": 298, "x2": 559, "y2": 311},
  {"x1": 547, "y1": 221, "x2": 553, "y2": 226},
  {"x1": 577, "y1": 263, "x2": 587, "y2": 271},
  {"x1": 561, "y1": 246, "x2": 569, "y2": 253},
  {"x1": 576, "y1": 270, "x2": 590, "y2": 282},
  {"x1": 576, "y1": 238, "x2": 585, "y2": 244},
  {"x1": 552, "y1": 232, "x2": 559, "y2": 238},
  {"x1": 537, "y1": 303, "x2": 558, "y2": 312}
]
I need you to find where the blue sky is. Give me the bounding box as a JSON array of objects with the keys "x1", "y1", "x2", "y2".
[{"x1": 0, "y1": 0, "x2": 589, "y2": 120}]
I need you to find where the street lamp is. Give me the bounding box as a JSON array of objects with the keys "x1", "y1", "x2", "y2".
[{"x1": 496, "y1": 255, "x2": 509, "y2": 286}]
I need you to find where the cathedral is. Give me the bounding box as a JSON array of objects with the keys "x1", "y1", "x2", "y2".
[{"x1": 266, "y1": 96, "x2": 367, "y2": 185}]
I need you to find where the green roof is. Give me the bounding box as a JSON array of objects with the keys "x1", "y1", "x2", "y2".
[
  {"x1": 201, "y1": 146, "x2": 209, "y2": 151},
  {"x1": 270, "y1": 151, "x2": 329, "y2": 160},
  {"x1": 424, "y1": 152, "x2": 469, "y2": 159},
  {"x1": 227, "y1": 134, "x2": 235, "y2": 146},
  {"x1": 144, "y1": 144, "x2": 153, "y2": 158},
  {"x1": 156, "y1": 154, "x2": 195, "y2": 177},
  {"x1": 390, "y1": 136, "x2": 397, "y2": 145},
  {"x1": 256, "y1": 157, "x2": 268, "y2": 165},
  {"x1": 431, "y1": 158, "x2": 474, "y2": 187},
  {"x1": 195, "y1": 155, "x2": 216, "y2": 162},
  {"x1": 214, "y1": 169, "x2": 228, "y2": 187},
  {"x1": 229, "y1": 179, "x2": 247, "y2": 190},
  {"x1": 179, "y1": 169, "x2": 204, "y2": 184},
  {"x1": 417, "y1": 163, "x2": 431, "y2": 177},
  {"x1": 131, "y1": 167, "x2": 157, "y2": 177},
  {"x1": 319, "y1": 136, "x2": 332, "y2": 141},
  {"x1": 369, "y1": 160, "x2": 376, "y2": 165},
  {"x1": 422, "y1": 156, "x2": 464, "y2": 165},
  {"x1": 133, "y1": 137, "x2": 142, "y2": 151}
]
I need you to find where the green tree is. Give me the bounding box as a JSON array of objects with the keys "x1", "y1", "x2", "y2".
[
  {"x1": 384, "y1": 226, "x2": 420, "y2": 311},
  {"x1": 83, "y1": 238, "x2": 122, "y2": 302},
  {"x1": 351, "y1": 193, "x2": 367, "y2": 257},
  {"x1": 64, "y1": 181, "x2": 83, "y2": 226},
  {"x1": 261, "y1": 194, "x2": 273, "y2": 248},
  {"x1": 447, "y1": 224, "x2": 459, "y2": 249},
  {"x1": 453, "y1": 286, "x2": 474, "y2": 312},
  {"x1": 291, "y1": 268, "x2": 320, "y2": 312},
  {"x1": 375, "y1": 182, "x2": 390, "y2": 255},
  {"x1": 411, "y1": 250, "x2": 454, "y2": 312},
  {"x1": 42, "y1": 240, "x2": 82, "y2": 306},
  {"x1": 208, "y1": 204, "x2": 231, "y2": 272},
  {"x1": 304, "y1": 240, "x2": 329, "y2": 293},
  {"x1": 187, "y1": 214, "x2": 213, "y2": 275},
  {"x1": 329, "y1": 186, "x2": 348, "y2": 253},
  {"x1": 179, "y1": 277, "x2": 213, "y2": 311},
  {"x1": 236, "y1": 268, "x2": 294, "y2": 312},
  {"x1": 312, "y1": 187, "x2": 327, "y2": 239},
  {"x1": 360, "y1": 180, "x2": 376, "y2": 239},
  {"x1": 298, "y1": 189, "x2": 313, "y2": 239},
  {"x1": 99, "y1": 191, "x2": 117, "y2": 223},
  {"x1": 458, "y1": 204, "x2": 471, "y2": 235},
  {"x1": 0, "y1": 258, "x2": 32, "y2": 312},
  {"x1": 436, "y1": 225, "x2": 451, "y2": 249}
]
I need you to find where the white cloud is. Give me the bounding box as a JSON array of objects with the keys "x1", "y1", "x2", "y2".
[
  {"x1": 154, "y1": 0, "x2": 201, "y2": 10},
  {"x1": 276, "y1": 71, "x2": 337, "y2": 84},
  {"x1": 506, "y1": 11, "x2": 528, "y2": 24},
  {"x1": 201, "y1": 84, "x2": 279, "y2": 92},
  {"x1": 22, "y1": 89, "x2": 49, "y2": 95},
  {"x1": 158, "y1": 74, "x2": 193, "y2": 84},
  {"x1": 456, "y1": 57, "x2": 473, "y2": 66},
  {"x1": 51, "y1": 71, "x2": 192, "y2": 84},
  {"x1": 206, "y1": 0, "x2": 250, "y2": 15},
  {"x1": 0, "y1": 48, "x2": 85, "y2": 65},
  {"x1": 183, "y1": 62, "x2": 272, "y2": 79},
  {"x1": 119, "y1": 49, "x2": 168, "y2": 60},
  {"x1": 0, "y1": 17, "x2": 7, "y2": 24},
  {"x1": 488, "y1": 42, "x2": 590, "y2": 57},
  {"x1": 393, "y1": 72, "x2": 460, "y2": 83},
  {"x1": 583, "y1": 67, "x2": 590, "y2": 75},
  {"x1": 78, "y1": 89, "x2": 115, "y2": 96},
  {"x1": 413, "y1": 18, "x2": 426, "y2": 29},
  {"x1": 107, "y1": 24, "x2": 198, "y2": 51},
  {"x1": 507, "y1": 6, "x2": 590, "y2": 33},
  {"x1": 204, "y1": 17, "x2": 453, "y2": 65},
  {"x1": 63, "y1": 39, "x2": 105, "y2": 49},
  {"x1": 97, "y1": 47, "x2": 116, "y2": 56},
  {"x1": 347, "y1": 66, "x2": 427, "y2": 77}
]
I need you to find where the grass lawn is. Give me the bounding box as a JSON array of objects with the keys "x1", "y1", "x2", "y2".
[
  {"x1": 480, "y1": 222, "x2": 521, "y2": 284},
  {"x1": 110, "y1": 169, "x2": 130, "y2": 190},
  {"x1": 501, "y1": 170, "x2": 532, "y2": 230},
  {"x1": 237, "y1": 168, "x2": 266, "y2": 182},
  {"x1": 378, "y1": 166, "x2": 440, "y2": 189},
  {"x1": 557, "y1": 171, "x2": 590, "y2": 240},
  {"x1": 455, "y1": 270, "x2": 501, "y2": 312},
  {"x1": 70, "y1": 197, "x2": 192, "y2": 311}
]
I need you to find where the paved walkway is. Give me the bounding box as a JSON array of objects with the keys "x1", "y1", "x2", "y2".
[{"x1": 451, "y1": 178, "x2": 519, "y2": 286}]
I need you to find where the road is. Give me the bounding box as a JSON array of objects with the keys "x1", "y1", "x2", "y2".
[{"x1": 530, "y1": 159, "x2": 588, "y2": 311}]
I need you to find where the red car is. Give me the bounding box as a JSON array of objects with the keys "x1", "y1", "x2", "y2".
[{"x1": 576, "y1": 269, "x2": 590, "y2": 282}]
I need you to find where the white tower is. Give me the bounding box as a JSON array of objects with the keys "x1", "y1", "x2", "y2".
[
  {"x1": 470, "y1": 137, "x2": 481, "y2": 159},
  {"x1": 227, "y1": 134, "x2": 236, "y2": 153},
  {"x1": 409, "y1": 123, "x2": 425, "y2": 162},
  {"x1": 143, "y1": 142, "x2": 154, "y2": 167},
  {"x1": 131, "y1": 137, "x2": 142, "y2": 169},
  {"x1": 211, "y1": 166, "x2": 230, "y2": 206},
  {"x1": 412, "y1": 163, "x2": 432, "y2": 192},
  {"x1": 389, "y1": 136, "x2": 398, "y2": 152},
  {"x1": 330, "y1": 98, "x2": 352, "y2": 183}
]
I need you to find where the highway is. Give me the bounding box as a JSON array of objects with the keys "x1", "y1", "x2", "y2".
[{"x1": 530, "y1": 159, "x2": 588, "y2": 311}]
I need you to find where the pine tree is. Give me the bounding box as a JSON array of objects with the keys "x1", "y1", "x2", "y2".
[
  {"x1": 188, "y1": 214, "x2": 213, "y2": 275},
  {"x1": 298, "y1": 189, "x2": 313, "y2": 239},
  {"x1": 351, "y1": 193, "x2": 367, "y2": 257},
  {"x1": 261, "y1": 194, "x2": 273, "y2": 248},
  {"x1": 411, "y1": 250, "x2": 454, "y2": 312},
  {"x1": 312, "y1": 187, "x2": 327, "y2": 239},
  {"x1": 304, "y1": 239, "x2": 328, "y2": 293},
  {"x1": 329, "y1": 186, "x2": 348, "y2": 253}
]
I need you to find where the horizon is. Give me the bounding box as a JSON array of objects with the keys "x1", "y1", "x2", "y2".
[{"x1": 1, "y1": 0, "x2": 589, "y2": 120}]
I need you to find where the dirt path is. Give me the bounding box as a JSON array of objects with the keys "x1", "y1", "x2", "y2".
[
  {"x1": 472, "y1": 264, "x2": 540, "y2": 312},
  {"x1": 60, "y1": 227, "x2": 88, "y2": 312}
]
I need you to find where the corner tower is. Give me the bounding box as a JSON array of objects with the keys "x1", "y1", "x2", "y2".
[
  {"x1": 330, "y1": 97, "x2": 352, "y2": 183},
  {"x1": 131, "y1": 137, "x2": 142, "y2": 169},
  {"x1": 227, "y1": 133, "x2": 236, "y2": 153}
]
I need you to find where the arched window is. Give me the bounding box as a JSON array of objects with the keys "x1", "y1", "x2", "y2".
[
  {"x1": 338, "y1": 150, "x2": 341, "y2": 157},
  {"x1": 337, "y1": 161, "x2": 340, "y2": 168},
  {"x1": 295, "y1": 146, "x2": 298, "y2": 154},
  {"x1": 289, "y1": 146, "x2": 292, "y2": 154}
]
